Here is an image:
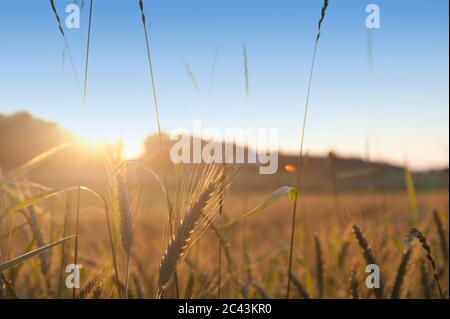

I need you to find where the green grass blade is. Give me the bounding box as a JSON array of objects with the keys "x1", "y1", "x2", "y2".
[
  {"x1": 404, "y1": 165, "x2": 418, "y2": 225},
  {"x1": 224, "y1": 186, "x2": 296, "y2": 228},
  {"x1": 0, "y1": 236, "x2": 74, "y2": 272}
]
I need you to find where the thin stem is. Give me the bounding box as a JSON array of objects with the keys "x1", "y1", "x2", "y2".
[
  {"x1": 49, "y1": 0, "x2": 80, "y2": 88},
  {"x1": 141, "y1": 13, "x2": 163, "y2": 149},
  {"x1": 124, "y1": 253, "x2": 130, "y2": 299},
  {"x1": 83, "y1": 0, "x2": 94, "y2": 103},
  {"x1": 287, "y1": 0, "x2": 328, "y2": 299},
  {"x1": 287, "y1": 40, "x2": 319, "y2": 299},
  {"x1": 217, "y1": 167, "x2": 225, "y2": 298},
  {"x1": 138, "y1": 0, "x2": 178, "y2": 298},
  {"x1": 64, "y1": 39, "x2": 80, "y2": 89},
  {"x1": 57, "y1": 202, "x2": 70, "y2": 298},
  {"x1": 218, "y1": 211, "x2": 222, "y2": 298},
  {"x1": 71, "y1": 0, "x2": 93, "y2": 300},
  {"x1": 72, "y1": 183, "x2": 81, "y2": 299},
  {"x1": 104, "y1": 202, "x2": 122, "y2": 298}
]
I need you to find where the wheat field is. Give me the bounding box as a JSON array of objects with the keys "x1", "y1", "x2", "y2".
[
  {"x1": 0, "y1": 0, "x2": 448, "y2": 300},
  {"x1": 0, "y1": 150, "x2": 448, "y2": 299}
]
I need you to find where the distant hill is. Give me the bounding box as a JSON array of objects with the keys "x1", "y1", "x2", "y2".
[
  {"x1": 141, "y1": 134, "x2": 449, "y2": 192},
  {"x1": 0, "y1": 112, "x2": 70, "y2": 170},
  {"x1": 0, "y1": 112, "x2": 448, "y2": 191}
]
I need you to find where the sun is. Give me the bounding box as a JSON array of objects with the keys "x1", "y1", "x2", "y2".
[
  {"x1": 70, "y1": 123, "x2": 144, "y2": 159},
  {"x1": 73, "y1": 133, "x2": 144, "y2": 159},
  {"x1": 62, "y1": 109, "x2": 147, "y2": 159}
]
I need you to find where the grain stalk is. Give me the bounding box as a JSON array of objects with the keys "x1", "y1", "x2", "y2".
[
  {"x1": 25, "y1": 206, "x2": 50, "y2": 290},
  {"x1": 390, "y1": 247, "x2": 412, "y2": 299},
  {"x1": 57, "y1": 200, "x2": 71, "y2": 298},
  {"x1": 137, "y1": 0, "x2": 178, "y2": 297},
  {"x1": 432, "y1": 210, "x2": 448, "y2": 264},
  {"x1": 208, "y1": 45, "x2": 220, "y2": 96},
  {"x1": 405, "y1": 228, "x2": 444, "y2": 298},
  {"x1": 72, "y1": 165, "x2": 81, "y2": 299},
  {"x1": 253, "y1": 281, "x2": 272, "y2": 299},
  {"x1": 217, "y1": 165, "x2": 226, "y2": 298},
  {"x1": 13, "y1": 185, "x2": 50, "y2": 292},
  {"x1": 243, "y1": 218, "x2": 253, "y2": 285},
  {"x1": 404, "y1": 165, "x2": 418, "y2": 225},
  {"x1": 337, "y1": 240, "x2": 350, "y2": 267},
  {"x1": 116, "y1": 171, "x2": 134, "y2": 298},
  {"x1": 287, "y1": 0, "x2": 329, "y2": 298},
  {"x1": 209, "y1": 220, "x2": 245, "y2": 297},
  {"x1": 77, "y1": 277, "x2": 101, "y2": 299},
  {"x1": 132, "y1": 272, "x2": 144, "y2": 299},
  {"x1": 156, "y1": 165, "x2": 227, "y2": 298},
  {"x1": 184, "y1": 272, "x2": 195, "y2": 299},
  {"x1": 242, "y1": 42, "x2": 249, "y2": 99},
  {"x1": 72, "y1": 4, "x2": 94, "y2": 298},
  {"x1": 289, "y1": 271, "x2": 310, "y2": 299},
  {"x1": 49, "y1": 0, "x2": 80, "y2": 87},
  {"x1": 352, "y1": 224, "x2": 384, "y2": 298},
  {"x1": 83, "y1": 0, "x2": 94, "y2": 103},
  {"x1": 349, "y1": 265, "x2": 359, "y2": 299},
  {"x1": 183, "y1": 62, "x2": 200, "y2": 94},
  {"x1": 419, "y1": 259, "x2": 431, "y2": 299},
  {"x1": 314, "y1": 235, "x2": 324, "y2": 298},
  {"x1": 70, "y1": 0, "x2": 94, "y2": 298}
]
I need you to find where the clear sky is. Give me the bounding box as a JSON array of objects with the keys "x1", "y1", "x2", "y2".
[{"x1": 0, "y1": 0, "x2": 448, "y2": 169}]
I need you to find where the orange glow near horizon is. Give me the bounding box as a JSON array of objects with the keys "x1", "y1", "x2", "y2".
[{"x1": 72, "y1": 133, "x2": 144, "y2": 159}]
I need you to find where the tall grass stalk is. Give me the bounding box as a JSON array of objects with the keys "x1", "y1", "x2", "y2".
[
  {"x1": 57, "y1": 200, "x2": 71, "y2": 298},
  {"x1": 406, "y1": 228, "x2": 444, "y2": 298},
  {"x1": 49, "y1": 0, "x2": 80, "y2": 87},
  {"x1": 71, "y1": 0, "x2": 94, "y2": 300},
  {"x1": 390, "y1": 247, "x2": 412, "y2": 299},
  {"x1": 156, "y1": 165, "x2": 227, "y2": 298},
  {"x1": 404, "y1": 164, "x2": 418, "y2": 225},
  {"x1": 132, "y1": 272, "x2": 144, "y2": 299},
  {"x1": 352, "y1": 224, "x2": 384, "y2": 298},
  {"x1": 72, "y1": 167, "x2": 81, "y2": 299},
  {"x1": 209, "y1": 219, "x2": 243, "y2": 297},
  {"x1": 217, "y1": 167, "x2": 226, "y2": 298},
  {"x1": 138, "y1": 0, "x2": 163, "y2": 149},
  {"x1": 242, "y1": 43, "x2": 249, "y2": 99},
  {"x1": 349, "y1": 265, "x2": 359, "y2": 299},
  {"x1": 209, "y1": 46, "x2": 220, "y2": 96},
  {"x1": 287, "y1": 0, "x2": 329, "y2": 298},
  {"x1": 83, "y1": 0, "x2": 94, "y2": 103},
  {"x1": 289, "y1": 271, "x2": 310, "y2": 299},
  {"x1": 314, "y1": 235, "x2": 324, "y2": 298},
  {"x1": 419, "y1": 259, "x2": 431, "y2": 299},
  {"x1": 137, "y1": 0, "x2": 178, "y2": 297},
  {"x1": 183, "y1": 62, "x2": 200, "y2": 95},
  {"x1": 432, "y1": 210, "x2": 448, "y2": 264},
  {"x1": 116, "y1": 171, "x2": 134, "y2": 298}
]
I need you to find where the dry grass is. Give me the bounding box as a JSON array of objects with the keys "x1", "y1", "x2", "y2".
[
  {"x1": 390, "y1": 247, "x2": 412, "y2": 299},
  {"x1": 115, "y1": 170, "x2": 134, "y2": 298},
  {"x1": 0, "y1": 0, "x2": 448, "y2": 301},
  {"x1": 0, "y1": 165, "x2": 448, "y2": 299},
  {"x1": 405, "y1": 228, "x2": 444, "y2": 298},
  {"x1": 352, "y1": 224, "x2": 384, "y2": 299},
  {"x1": 156, "y1": 165, "x2": 227, "y2": 298}
]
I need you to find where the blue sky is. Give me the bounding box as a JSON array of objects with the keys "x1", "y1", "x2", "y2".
[{"x1": 0, "y1": 0, "x2": 448, "y2": 169}]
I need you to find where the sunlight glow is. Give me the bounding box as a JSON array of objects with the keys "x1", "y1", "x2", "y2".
[{"x1": 67, "y1": 111, "x2": 145, "y2": 159}]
